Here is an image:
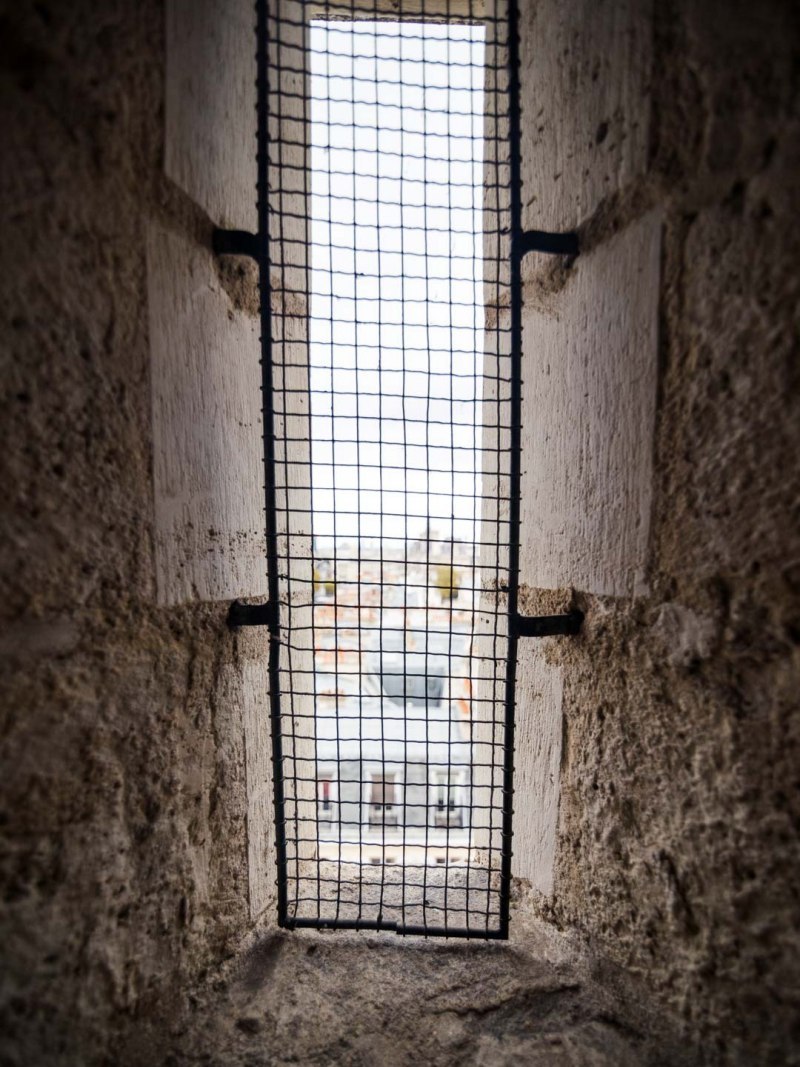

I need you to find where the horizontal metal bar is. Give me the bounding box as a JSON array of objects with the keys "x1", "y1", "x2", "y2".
[
  {"x1": 519, "y1": 229, "x2": 579, "y2": 257},
  {"x1": 284, "y1": 916, "x2": 505, "y2": 939},
  {"x1": 515, "y1": 610, "x2": 583, "y2": 638},
  {"x1": 212, "y1": 228, "x2": 260, "y2": 261},
  {"x1": 228, "y1": 599, "x2": 274, "y2": 628}
]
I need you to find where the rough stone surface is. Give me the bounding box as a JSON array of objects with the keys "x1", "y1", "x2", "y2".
[
  {"x1": 512, "y1": 642, "x2": 563, "y2": 896},
  {"x1": 0, "y1": 1, "x2": 274, "y2": 1062},
  {"x1": 165, "y1": 0, "x2": 258, "y2": 231},
  {"x1": 519, "y1": 0, "x2": 652, "y2": 232},
  {"x1": 115, "y1": 908, "x2": 692, "y2": 1067},
  {"x1": 148, "y1": 221, "x2": 267, "y2": 606},
  {"x1": 519, "y1": 210, "x2": 661, "y2": 598},
  {"x1": 239, "y1": 642, "x2": 277, "y2": 922},
  {"x1": 1, "y1": 0, "x2": 799, "y2": 1064},
  {"x1": 517, "y1": 0, "x2": 800, "y2": 1063}
]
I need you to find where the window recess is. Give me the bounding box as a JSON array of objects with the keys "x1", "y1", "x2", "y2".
[{"x1": 220, "y1": 0, "x2": 581, "y2": 940}]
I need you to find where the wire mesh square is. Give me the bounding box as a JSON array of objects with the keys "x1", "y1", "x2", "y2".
[{"x1": 261, "y1": 0, "x2": 516, "y2": 938}]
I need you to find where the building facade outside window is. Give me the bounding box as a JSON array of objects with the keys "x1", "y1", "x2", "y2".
[
  {"x1": 368, "y1": 772, "x2": 400, "y2": 827},
  {"x1": 432, "y1": 770, "x2": 463, "y2": 828},
  {"x1": 317, "y1": 773, "x2": 336, "y2": 821}
]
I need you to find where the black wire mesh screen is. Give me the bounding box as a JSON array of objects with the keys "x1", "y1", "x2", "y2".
[{"x1": 262, "y1": 0, "x2": 515, "y2": 938}]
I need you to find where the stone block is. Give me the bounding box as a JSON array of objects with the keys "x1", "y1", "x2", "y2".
[
  {"x1": 512, "y1": 642, "x2": 563, "y2": 895},
  {"x1": 519, "y1": 0, "x2": 652, "y2": 231},
  {"x1": 240, "y1": 651, "x2": 276, "y2": 921},
  {"x1": 519, "y1": 211, "x2": 661, "y2": 598},
  {"x1": 165, "y1": 0, "x2": 257, "y2": 230},
  {"x1": 147, "y1": 222, "x2": 267, "y2": 605}
]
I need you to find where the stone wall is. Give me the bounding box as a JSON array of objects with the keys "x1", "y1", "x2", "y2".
[
  {"x1": 1, "y1": 0, "x2": 798, "y2": 1063},
  {"x1": 0, "y1": 1, "x2": 274, "y2": 1062},
  {"x1": 513, "y1": 0, "x2": 800, "y2": 1061}
]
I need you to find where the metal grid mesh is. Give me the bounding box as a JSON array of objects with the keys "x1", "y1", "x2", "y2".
[{"x1": 262, "y1": 0, "x2": 514, "y2": 937}]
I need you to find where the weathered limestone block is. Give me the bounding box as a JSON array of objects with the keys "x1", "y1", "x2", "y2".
[
  {"x1": 519, "y1": 211, "x2": 661, "y2": 598},
  {"x1": 165, "y1": 0, "x2": 258, "y2": 230},
  {"x1": 238, "y1": 643, "x2": 276, "y2": 921},
  {"x1": 147, "y1": 222, "x2": 267, "y2": 605},
  {"x1": 519, "y1": 0, "x2": 652, "y2": 231},
  {"x1": 470, "y1": 597, "x2": 510, "y2": 860},
  {"x1": 512, "y1": 642, "x2": 563, "y2": 894}
]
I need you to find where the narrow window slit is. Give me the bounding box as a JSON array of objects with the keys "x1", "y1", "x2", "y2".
[{"x1": 265, "y1": 0, "x2": 515, "y2": 938}]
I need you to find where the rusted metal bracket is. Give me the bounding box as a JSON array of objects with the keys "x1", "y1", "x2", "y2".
[
  {"x1": 514, "y1": 610, "x2": 584, "y2": 638},
  {"x1": 227, "y1": 600, "x2": 275, "y2": 628},
  {"x1": 519, "y1": 229, "x2": 579, "y2": 257},
  {"x1": 212, "y1": 228, "x2": 259, "y2": 261}
]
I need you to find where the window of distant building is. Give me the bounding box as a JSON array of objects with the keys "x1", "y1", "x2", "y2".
[
  {"x1": 317, "y1": 773, "x2": 336, "y2": 821},
  {"x1": 367, "y1": 772, "x2": 400, "y2": 827},
  {"x1": 431, "y1": 770, "x2": 463, "y2": 828}
]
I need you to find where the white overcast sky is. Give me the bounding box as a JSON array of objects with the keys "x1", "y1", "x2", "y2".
[{"x1": 309, "y1": 21, "x2": 486, "y2": 545}]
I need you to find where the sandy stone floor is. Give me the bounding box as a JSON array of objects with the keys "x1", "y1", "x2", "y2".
[{"x1": 121, "y1": 897, "x2": 693, "y2": 1067}]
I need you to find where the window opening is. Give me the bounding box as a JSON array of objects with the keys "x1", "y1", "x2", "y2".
[
  {"x1": 220, "y1": 0, "x2": 583, "y2": 940},
  {"x1": 368, "y1": 772, "x2": 400, "y2": 827},
  {"x1": 317, "y1": 772, "x2": 336, "y2": 819},
  {"x1": 432, "y1": 769, "x2": 463, "y2": 827}
]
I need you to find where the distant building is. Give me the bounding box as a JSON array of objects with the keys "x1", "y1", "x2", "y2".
[{"x1": 312, "y1": 538, "x2": 476, "y2": 864}]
